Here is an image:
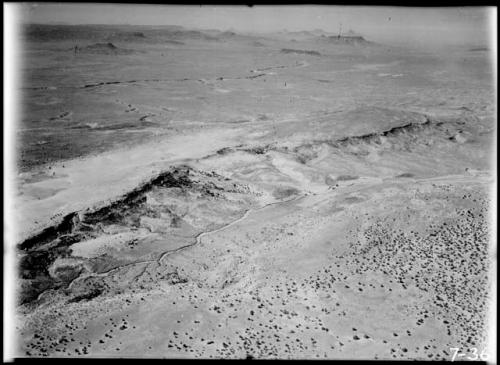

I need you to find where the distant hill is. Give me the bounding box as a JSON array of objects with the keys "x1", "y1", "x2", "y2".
[
  {"x1": 268, "y1": 28, "x2": 371, "y2": 45},
  {"x1": 23, "y1": 24, "x2": 220, "y2": 44},
  {"x1": 320, "y1": 34, "x2": 372, "y2": 46},
  {"x1": 104, "y1": 31, "x2": 147, "y2": 42},
  {"x1": 317, "y1": 28, "x2": 372, "y2": 45},
  {"x1": 468, "y1": 46, "x2": 489, "y2": 52},
  {"x1": 281, "y1": 48, "x2": 321, "y2": 56},
  {"x1": 203, "y1": 28, "x2": 265, "y2": 43},
  {"x1": 310, "y1": 29, "x2": 336, "y2": 37},
  {"x1": 21, "y1": 23, "x2": 276, "y2": 46},
  {"x1": 77, "y1": 42, "x2": 136, "y2": 55}
]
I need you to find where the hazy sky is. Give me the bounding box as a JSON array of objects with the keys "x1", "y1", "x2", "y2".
[{"x1": 17, "y1": 3, "x2": 494, "y2": 46}]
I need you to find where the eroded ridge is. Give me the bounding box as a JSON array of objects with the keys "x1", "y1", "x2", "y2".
[{"x1": 18, "y1": 166, "x2": 257, "y2": 305}]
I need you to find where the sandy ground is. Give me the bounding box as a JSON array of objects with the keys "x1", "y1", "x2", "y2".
[{"x1": 13, "y1": 24, "x2": 496, "y2": 359}]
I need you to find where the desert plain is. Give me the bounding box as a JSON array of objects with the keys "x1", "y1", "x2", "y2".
[{"x1": 11, "y1": 23, "x2": 496, "y2": 359}]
